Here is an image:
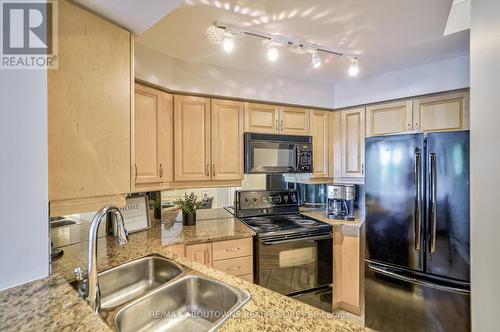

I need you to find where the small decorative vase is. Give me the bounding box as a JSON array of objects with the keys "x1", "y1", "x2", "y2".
[{"x1": 182, "y1": 211, "x2": 196, "y2": 226}]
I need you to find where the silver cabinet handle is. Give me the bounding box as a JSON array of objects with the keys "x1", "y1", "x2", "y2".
[
  {"x1": 276, "y1": 119, "x2": 279, "y2": 132},
  {"x1": 414, "y1": 152, "x2": 422, "y2": 250},
  {"x1": 159, "y1": 164, "x2": 163, "y2": 178},
  {"x1": 430, "y1": 153, "x2": 437, "y2": 253},
  {"x1": 281, "y1": 119, "x2": 284, "y2": 131},
  {"x1": 361, "y1": 163, "x2": 364, "y2": 175},
  {"x1": 205, "y1": 164, "x2": 209, "y2": 176},
  {"x1": 134, "y1": 163, "x2": 138, "y2": 181},
  {"x1": 226, "y1": 266, "x2": 241, "y2": 271},
  {"x1": 212, "y1": 163, "x2": 215, "y2": 176},
  {"x1": 225, "y1": 248, "x2": 240, "y2": 252}
]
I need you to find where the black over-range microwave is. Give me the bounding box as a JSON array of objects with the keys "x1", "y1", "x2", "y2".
[{"x1": 244, "y1": 133, "x2": 313, "y2": 174}]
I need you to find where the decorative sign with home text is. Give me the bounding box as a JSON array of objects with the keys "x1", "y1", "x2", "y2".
[{"x1": 119, "y1": 195, "x2": 151, "y2": 233}]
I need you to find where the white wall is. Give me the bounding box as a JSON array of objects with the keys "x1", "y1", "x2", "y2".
[
  {"x1": 470, "y1": 0, "x2": 500, "y2": 330},
  {"x1": 334, "y1": 55, "x2": 470, "y2": 108},
  {"x1": 135, "y1": 42, "x2": 335, "y2": 108},
  {"x1": 0, "y1": 70, "x2": 49, "y2": 289}
]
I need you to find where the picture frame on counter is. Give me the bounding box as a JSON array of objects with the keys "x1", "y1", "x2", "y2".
[{"x1": 119, "y1": 195, "x2": 151, "y2": 233}]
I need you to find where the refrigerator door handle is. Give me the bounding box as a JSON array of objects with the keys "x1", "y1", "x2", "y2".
[
  {"x1": 414, "y1": 152, "x2": 422, "y2": 250},
  {"x1": 368, "y1": 263, "x2": 470, "y2": 295},
  {"x1": 430, "y1": 153, "x2": 437, "y2": 253}
]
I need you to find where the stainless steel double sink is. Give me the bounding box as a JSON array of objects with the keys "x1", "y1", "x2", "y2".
[{"x1": 73, "y1": 254, "x2": 250, "y2": 332}]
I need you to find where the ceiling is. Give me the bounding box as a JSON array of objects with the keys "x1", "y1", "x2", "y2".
[
  {"x1": 73, "y1": 0, "x2": 183, "y2": 34},
  {"x1": 136, "y1": 0, "x2": 469, "y2": 84}
]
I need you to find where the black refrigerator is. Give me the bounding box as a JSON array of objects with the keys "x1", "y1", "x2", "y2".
[{"x1": 364, "y1": 131, "x2": 470, "y2": 332}]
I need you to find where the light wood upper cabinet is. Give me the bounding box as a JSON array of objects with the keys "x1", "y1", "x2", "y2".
[
  {"x1": 341, "y1": 107, "x2": 365, "y2": 178},
  {"x1": 133, "y1": 84, "x2": 173, "y2": 191},
  {"x1": 186, "y1": 243, "x2": 213, "y2": 267},
  {"x1": 244, "y1": 102, "x2": 280, "y2": 134},
  {"x1": 48, "y1": 0, "x2": 131, "y2": 207},
  {"x1": 174, "y1": 95, "x2": 211, "y2": 181},
  {"x1": 211, "y1": 99, "x2": 244, "y2": 181},
  {"x1": 413, "y1": 91, "x2": 469, "y2": 132},
  {"x1": 279, "y1": 107, "x2": 310, "y2": 135},
  {"x1": 310, "y1": 110, "x2": 329, "y2": 178},
  {"x1": 366, "y1": 100, "x2": 413, "y2": 136}
]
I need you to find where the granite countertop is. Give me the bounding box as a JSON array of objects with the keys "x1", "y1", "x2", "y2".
[
  {"x1": 300, "y1": 209, "x2": 364, "y2": 237},
  {"x1": 0, "y1": 274, "x2": 109, "y2": 332},
  {"x1": 52, "y1": 208, "x2": 255, "y2": 281},
  {"x1": 0, "y1": 207, "x2": 369, "y2": 331},
  {"x1": 1, "y1": 251, "x2": 369, "y2": 332}
]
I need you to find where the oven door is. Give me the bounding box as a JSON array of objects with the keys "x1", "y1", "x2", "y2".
[
  {"x1": 256, "y1": 235, "x2": 332, "y2": 295},
  {"x1": 245, "y1": 141, "x2": 298, "y2": 173}
]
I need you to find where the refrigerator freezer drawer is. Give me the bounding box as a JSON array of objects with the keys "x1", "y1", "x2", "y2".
[{"x1": 365, "y1": 262, "x2": 470, "y2": 332}]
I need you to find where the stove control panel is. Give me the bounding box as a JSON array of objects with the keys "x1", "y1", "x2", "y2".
[{"x1": 237, "y1": 190, "x2": 298, "y2": 210}]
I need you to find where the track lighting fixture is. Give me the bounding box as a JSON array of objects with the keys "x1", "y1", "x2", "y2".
[{"x1": 212, "y1": 22, "x2": 360, "y2": 74}]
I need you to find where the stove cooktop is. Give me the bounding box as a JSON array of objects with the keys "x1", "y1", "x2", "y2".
[{"x1": 240, "y1": 213, "x2": 331, "y2": 238}]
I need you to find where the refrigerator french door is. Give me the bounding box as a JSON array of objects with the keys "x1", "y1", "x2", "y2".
[{"x1": 365, "y1": 131, "x2": 470, "y2": 332}]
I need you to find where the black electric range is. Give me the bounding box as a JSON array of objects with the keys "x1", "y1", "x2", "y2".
[{"x1": 234, "y1": 189, "x2": 333, "y2": 296}]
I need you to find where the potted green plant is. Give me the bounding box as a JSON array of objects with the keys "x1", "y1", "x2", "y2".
[{"x1": 175, "y1": 192, "x2": 198, "y2": 226}]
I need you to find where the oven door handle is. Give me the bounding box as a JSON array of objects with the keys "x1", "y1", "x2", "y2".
[{"x1": 261, "y1": 234, "x2": 332, "y2": 245}]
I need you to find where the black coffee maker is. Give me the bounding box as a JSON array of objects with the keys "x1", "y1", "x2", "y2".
[{"x1": 327, "y1": 184, "x2": 355, "y2": 221}]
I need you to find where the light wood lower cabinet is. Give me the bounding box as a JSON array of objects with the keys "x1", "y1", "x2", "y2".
[
  {"x1": 181, "y1": 238, "x2": 253, "y2": 281},
  {"x1": 133, "y1": 84, "x2": 173, "y2": 192},
  {"x1": 212, "y1": 238, "x2": 253, "y2": 260},
  {"x1": 212, "y1": 256, "x2": 253, "y2": 277},
  {"x1": 185, "y1": 243, "x2": 213, "y2": 267},
  {"x1": 48, "y1": 0, "x2": 131, "y2": 215},
  {"x1": 333, "y1": 226, "x2": 362, "y2": 316},
  {"x1": 174, "y1": 95, "x2": 211, "y2": 181},
  {"x1": 366, "y1": 100, "x2": 413, "y2": 136},
  {"x1": 413, "y1": 91, "x2": 469, "y2": 132}
]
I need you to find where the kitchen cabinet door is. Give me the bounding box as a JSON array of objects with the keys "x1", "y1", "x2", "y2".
[
  {"x1": 211, "y1": 99, "x2": 244, "y2": 181},
  {"x1": 366, "y1": 100, "x2": 413, "y2": 136},
  {"x1": 244, "y1": 102, "x2": 280, "y2": 134},
  {"x1": 413, "y1": 91, "x2": 469, "y2": 132},
  {"x1": 310, "y1": 110, "x2": 329, "y2": 178},
  {"x1": 186, "y1": 243, "x2": 213, "y2": 267},
  {"x1": 279, "y1": 107, "x2": 310, "y2": 135},
  {"x1": 133, "y1": 84, "x2": 173, "y2": 190},
  {"x1": 333, "y1": 226, "x2": 362, "y2": 316},
  {"x1": 174, "y1": 95, "x2": 211, "y2": 181},
  {"x1": 341, "y1": 107, "x2": 365, "y2": 178},
  {"x1": 48, "y1": 0, "x2": 131, "y2": 214}
]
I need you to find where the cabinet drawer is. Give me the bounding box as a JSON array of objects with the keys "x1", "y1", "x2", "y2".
[
  {"x1": 239, "y1": 273, "x2": 254, "y2": 283},
  {"x1": 212, "y1": 238, "x2": 253, "y2": 261},
  {"x1": 212, "y1": 256, "x2": 253, "y2": 277}
]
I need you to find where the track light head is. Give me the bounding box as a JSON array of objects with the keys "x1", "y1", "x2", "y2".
[
  {"x1": 348, "y1": 58, "x2": 359, "y2": 76},
  {"x1": 311, "y1": 51, "x2": 321, "y2": 69},
  {"x1": 267, "y1": 45, "x2": 279, "y2": 62},
  {"x1": 222, "y1": 32, "x2": 234, "y2": 53}
]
